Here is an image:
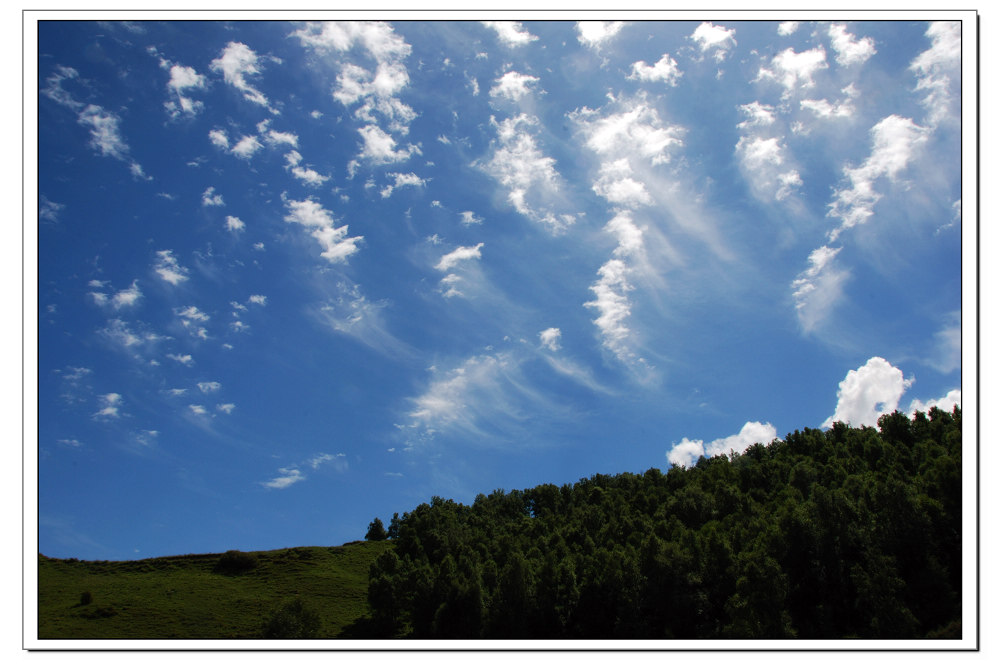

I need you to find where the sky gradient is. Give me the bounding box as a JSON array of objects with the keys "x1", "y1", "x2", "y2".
[{"x1": 32, "y1": 16, "x2": 969, "y2": 561}]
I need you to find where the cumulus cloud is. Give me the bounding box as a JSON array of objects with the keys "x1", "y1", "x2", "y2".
[
  {"x1": 201, "y1": 186, "x2": 224, "y2": 206},
  {"x1": 153, "y1": 250, "x2": 189, "y2": 285},
  {"x1": 592, "y1": 158, "x2": 653, "y2": 207},
  {"x1": 480, "y1": 114, "x2": 572, "y2": 233},
  {"x1": 490, "y1": 71, "x2": 541, "y2": 102},
  {"x1": 576, "y1": 21, "x2": 626, "y2": 49},
  {"x1": 380, "y1": 172, "x2": 426, "y2": 198},
  {"x1": 167, "y1": 353, "x2": 194, "y2": 366},
  {"x1": 827, "y1": 114, "x2": 929, "y2": 240},
  {"x1": 482, "y1": 21, "x2": 538, "y2": 47},
  {"x1": 161, "y1": 61, "x2": 207, "y2": 118},
  {"x1": 284, "y1": 150, "x2": 330, "y2": 187},
  {"x1": 791, "y1": 245, "x2": 849, "y2": 333},
  {"x1": 539, "y1": 327, "x2": 561, "y2": 352},
  {"x1": 910, "y1": 21, "x2": 961, "y2": 127},
  {"x1": 823, "y1": 357, "x2": 913, "y2": 428},
  {"x1": 629, "y1": 54, "x2": 682, "y2": 86},
  {"x1": 908, "y1": 389, "x2": 961, "y2": 416},
  {"x1": 572, "y1": 100, "x2": 683, "y2": 166},
  {"x1": 460, "y1": 211, "x2": 483, "y2": 226},
  {"x1": 197, "y1": 381, "x2": 221, "y2": 393},
  {"x1": 216, "y1": 403, "x2": 236, "y2": 414},
  {"x1": 778, "y1": 21, "x2": 800, "y2": 36},
  {"x1": 225, "y1": 215, "x2": 245, "y2": 233},
  {"x1": 91, "y1": 280, "x2": 142, "y2": 310},
  {"x1": 435, "y1": 243, "x2": 484, "y2": 272},
  {"x1": 249, "y1": 294, "x2": 268, "y2": 306},
  {"x1": 208, "y1": 128, "x2": 229, "y2": 150},
  {"x1": 231, "y1": 135, "x2": 263, "y2": 160},
  {"x1": 757, "y1": 47, "x2": 828, "y2": 96},
  {"x1": 93, "y1": 392, "x2": 124, "y2": 421},
  {"x1": 828, "y1": 24, "x2": 876, "y2": 66},
  {"x1": 284, "y1": 197, "x2": 363, "y2": 264},
  {"x1": 262, "y1": 467, "x2": 304, "y2": 489},
  {"x1": 735, "y1": 135, "x2": 802, "y2": 202},
  {"x1": 801, "y1": 84, "x2": 859, "y2": 120},
  {"x1": 210, "y1": 42, "x2": 276, "y2": 112},
  {"x1": 690, "y1": 22, "x2": 737, "y2": 61},
  {"x1": 667, "y1": 421, "x2": 777, "y2": 468},
  {"x1": 354, "y1": 124, "x2": 421, "y2": 168}
]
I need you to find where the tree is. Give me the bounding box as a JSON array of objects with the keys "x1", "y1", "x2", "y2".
[
  {"x1": 261, "y1": 598, "x2": 321, "y2": 638},
  {"x1": 366, "y1": 517, "x2": 388, "y2": 541}
]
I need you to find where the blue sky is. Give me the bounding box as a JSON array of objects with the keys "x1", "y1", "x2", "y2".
[{"x1": 32, "y1": 17, "x2": 968, "y2": 560}]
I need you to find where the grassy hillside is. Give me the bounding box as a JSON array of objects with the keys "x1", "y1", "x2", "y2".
[{"x1": 38, "y1": 541, "x2": 391, "y2": 639}]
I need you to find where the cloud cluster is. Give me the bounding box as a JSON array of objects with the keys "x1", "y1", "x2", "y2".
[
  {"x1": 823, "y1": 356, "x2": 913, "y2": 428},
  {"x1": 667, "y1": 421, "x2": 777, "y2": 468},
  {"x1": 283, "y1": 197, "x2": 363, "y2": 264},
  {"x1": 480, "y1": 114, "x2": 572, "y2": 233},
  {"x1": 210, "y1": 42, "x2": 278, "y2": 113},
  {"x1": 482, "y1": 21, "x2": 538, "y2": 47}
]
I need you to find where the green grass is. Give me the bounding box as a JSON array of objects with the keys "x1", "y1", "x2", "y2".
[{"x1": 37, "y1": 541, "x2": 392, "y2": 639}]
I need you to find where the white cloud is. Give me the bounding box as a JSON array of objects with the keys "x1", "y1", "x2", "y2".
[
  {"x1": 216, "y1": 403, "x2": 236, "y2": 414},
  {"x1": 262, "y1": 467, "x2": 304, "y2": 489},
  {"x1": 572, "y1": 101, "x2": 683, "y2": 166},
  {"x1": 197, "y1": 381, "x2": 221, "y2": 393},
  {"x1": 460, "y1": 211, "x2": 483, "y2": 226},
  {"x1": 778, "y1": 21, "x2": 800, "y2": 36},
  {"x1": 308, "y1": 452, "x2": 348, "y2": 472},
  {"x1": 208, "y1": 128, "x2": 229, "y2": 150},
  {"x1": 225, "y1": 215, "x2": 245, "y2": 232},
  {"x1": 435, "y1": 243, "x2": 484, "y2": 272},
  {"x1": 828, "y1": 24, "x2": 876, "y2": 66},
  {"x1": 210, "y1": 42, "x2": 275, "y2": 111},
  {"x1": 188, "y1": 404, "x2": 208, "y2": 415},
  {"x1": 39, "y1": 196, "x2": 64, "y2": 223},
  {"x1": 201, "y1": 186, "x2": 224, "y2": 206},
  {"x1": 490, "y1": 71, "x2": 541, "y2": 101},
  {"x1": 93, "y1": 392, "x2": 124, "y2": 421},
  {"x1": 910, "y1": 21, "x2": 961, "y2": 127},
  {"x1": 690, "y1": 22, "x2": 737, "y2": 61},
  {"x1": 284, "y1": 197, "x2": 363, "y2": 264},
  {"x1": 291, "y1": 20, "x2": 411, "y2": 62},
  {"x1": 176, "y1": 305, "x2": 209, "y2": 324},
  {"x1": 480, "y1": 114, "x2": 570, "y2": 233},
  {"x1": 167, "y1": 353, "x2": 194, "y2": 366},
  {"x1": 908, "y1": 389, "x2": 961, "y2": 416},
  {"x1": 539, "y1": 327, "x2": 561, "y2": 352},
  {"x1": 757, "y1": 47, "x2": 828, "y2": 96},
  {"x1": 249, "y1": 294, "x2": 268, "y2": 306},
  {"x1": 380, "y1": 172, "x2": 426, "y2": 198},
  {"x1": 111, "y1": 281, "x2": 142, "y2": 310},
  {"x1": 592, "y1": 158, "x2": 653, "y2": 207},
  {"x1": 827, "y1": 115, "x2": 929, "y2": 240},
  {"x1": 482, "y1": 21, "x2": 538, "y2": 47},
  {"x1": 355, "y1": 124, "x2": 420, "y2": 167},
  {"x1": 153, "y1": 250, "x2": 189, "y2": 285},
  {"x1": 163, "y1": 62, "x2": 206, "y2": 118},
  {"x1": 667, "y1": 421, "x2": 777, "y2": 468},
  {"x1": 585, "y1": 258, "x2": 634, "y2": 363},
  {"x1": 801, "y1": 84, "x2": 859, "y2": 119},
  {"x1": 231, "y1": 135, "x2": 263, "y2": 160},
  {"x1": 629, "y1": 54, "x2": 683, "y2": 86},
  {"x1": 77, "y1": 104, "x2": 130, "y2": 160},
  {"x1": 735, "y1": 135, "x2": 801, "y2": 202},
  {"x1": 284, "y1": 150, "x2": 331, "y2": 187},
  {"x1": 791, "y1": 245, "x2": 849, "y2": 333},
  {"x1": 576, "y1": 21, "x2": 626, "y2": 49},
  {"x1": 737, "y1": 101, "x2": 777, "y2": 129},
  {"x1": 265, "y1": 129, "x2": 298, "y2": 147},
  {"x1": 823, "y1": 357, "x2": 913, "y2": 428}
]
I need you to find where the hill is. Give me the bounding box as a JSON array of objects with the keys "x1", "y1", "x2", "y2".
[
  {"x1": 37, "y1": 541, "x2": 390, "y2": 639},
  {"x1": 39, "y1": 406, "x2": 962, "y2": 640}
]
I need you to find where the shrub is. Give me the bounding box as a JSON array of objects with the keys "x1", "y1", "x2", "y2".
[
  {"x1": 261, "y1": 598, "x2": 322, "y2": 639},
  {"x1": 214, "y1": 549, "x2": 259, "y2": 575},
  {"x1": 79, "y1": 591, "x2": 92, "y2": 606}
]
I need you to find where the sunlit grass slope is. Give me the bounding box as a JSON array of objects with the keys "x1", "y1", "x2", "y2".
[{"x1": 38, "y1": 541, "x2": 391, "y2": 639}]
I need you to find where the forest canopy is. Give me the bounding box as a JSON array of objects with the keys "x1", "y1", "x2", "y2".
[{"x1": 364, "y1": 407, "x2": 962, "y2": 639}]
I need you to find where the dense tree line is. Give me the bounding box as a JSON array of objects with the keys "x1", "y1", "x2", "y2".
[{"x1": 364, "y1": 407, "x2": 962, "y2": 639}]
